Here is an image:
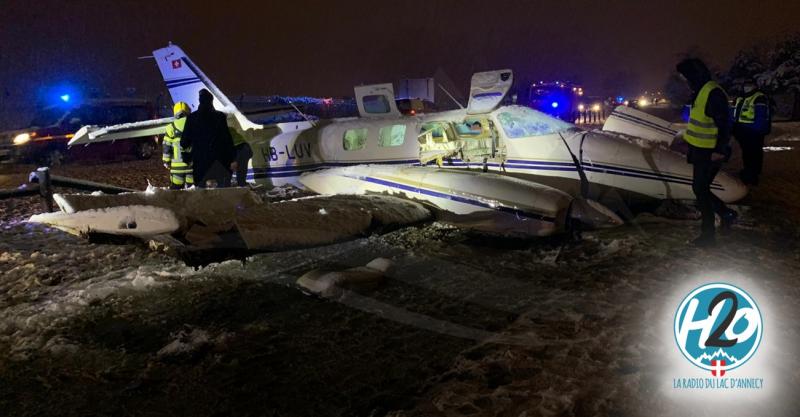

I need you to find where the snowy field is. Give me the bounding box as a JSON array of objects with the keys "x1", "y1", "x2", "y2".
[{"x1": 1, "y1": 125, "x2": 800, "y2": 416}]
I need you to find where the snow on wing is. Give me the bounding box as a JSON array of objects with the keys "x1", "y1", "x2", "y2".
[
  {"x1": 69, "y1": 117, "x2": 174, "y2": 147},
  {"x1": 38, "y1": 188, "x2": 431, "y2": 252},
  {"x1": 28, "y1": 205, "x2": 180, "y2": 237}
]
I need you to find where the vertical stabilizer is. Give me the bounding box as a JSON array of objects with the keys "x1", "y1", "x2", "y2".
[{"x1": 152, "y1": 44, "x2": 260, "y2": 130}]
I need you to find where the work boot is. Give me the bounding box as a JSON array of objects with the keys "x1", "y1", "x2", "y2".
[
  {"x1": 691, "y1": 234, "x2": 716, "y2": 248},
  {"x1": 720, "y1": 210, "x2": 738, "y2": 234}
]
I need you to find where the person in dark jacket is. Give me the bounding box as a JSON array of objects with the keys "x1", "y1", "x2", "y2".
[
  {"x1": 180, "y1": 89, "x2": 235, "y2": 188},
  {"x1": 733, "y1": 79, "x2": 771, "y2": 186},
  {"x1": 676, "y1": 58, "x2": 737, "y2": 247}
]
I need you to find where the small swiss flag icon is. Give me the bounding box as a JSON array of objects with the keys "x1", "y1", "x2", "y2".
[
  {"x1": 171, "y1": 59, "x2": 182, "y2": 69},
  {"x1": 711, "y1": 359, "x2": 726, "y2": 377}
]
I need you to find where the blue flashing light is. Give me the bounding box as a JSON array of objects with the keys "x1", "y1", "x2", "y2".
[
  {"x1": 60, "y1": 94, "x2": 70, "y2": 103},
  {"x1": 551, "y1": 101, "x2": 559, "y2": 108},
  {"x1": 681, "y1": 104, "x2": 691, "y2": 122},
  {"x1": 616, "y1": 96, "x2": 624, "y2": 104}
]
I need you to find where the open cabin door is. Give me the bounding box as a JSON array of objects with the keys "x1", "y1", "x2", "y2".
[
  {"x1": 354, "y1": 83, "x2": 401, "y2": 118},
  {"x1": 466, "y1": 69, "x2": 513, "y2": 115}
]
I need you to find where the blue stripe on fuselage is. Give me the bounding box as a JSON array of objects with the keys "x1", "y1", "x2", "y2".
[
  {"x1": 609, "y1": 111, "x2": 678, "y2": 136},
  {"x1": 356, "y1": 175, "x2": 557, "y2": 223},
  {"x1": 166, "y1": 79, "x2": 202, "y2": 89},
  {"x1": 504, "y1": 158, "x2": 721, "y2": 188},
  {"x1": 243, "y1": 158, "x2": 724, "y2": 191},
  {"x1": 165, "y1": 76, "x2": 200, "y2": 85}
]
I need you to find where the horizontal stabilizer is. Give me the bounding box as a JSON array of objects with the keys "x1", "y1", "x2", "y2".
[
  {"x1": 602, "y1": 106, "x2": 678, "y2": 145},
  {"x1": 69, "y1": 117, "x2": 174, "y2": 147}
]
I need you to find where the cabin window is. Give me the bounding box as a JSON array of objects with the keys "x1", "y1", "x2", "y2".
[
  {"x1": 418, "y1": 122, "x2": 453, "y2": 144},
  {"x1": 497, "y1": 106, "x2": 573, "y2": 138},
  {"x1": 343, "y1": 128, "x2": 368, "y2": 151},
  {"x1": 378, "y1": 125, "x2": 406, "y2": 147},
  {"x1": 362, "y1": 95, "x2": 391, "y2": 114},
  {"x1": 454, "y1": 118, "x2": 490, "y2": 139}
]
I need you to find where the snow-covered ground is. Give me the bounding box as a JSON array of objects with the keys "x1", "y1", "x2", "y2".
[{"x1": 1, "y1": 127, "x2": 800, "y2": 416}]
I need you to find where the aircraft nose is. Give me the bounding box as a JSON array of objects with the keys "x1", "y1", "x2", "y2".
[{"x1": 568, "y1": 198, "x2": 624, "y2": 229}]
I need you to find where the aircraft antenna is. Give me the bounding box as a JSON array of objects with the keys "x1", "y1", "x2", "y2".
[
  {"x1": 289, "y1": 101, "x2": 316, "y2": 127},
  {"x1": 438, "y1": 84, "x2": 464, "y2": 109}
]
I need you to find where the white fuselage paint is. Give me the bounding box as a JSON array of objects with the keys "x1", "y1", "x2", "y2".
[
  {"x1": 244, "y1": 105, "x2": 746, "y2": 204},
  {"x1": 299, "y1": 165, "x2": 576, "y2": 237}
]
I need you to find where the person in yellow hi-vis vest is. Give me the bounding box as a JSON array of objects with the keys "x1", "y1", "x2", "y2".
[
  {"x1": 229, "y1": 124, "x2": 252, "y2": 187},
  {"x1": 676, "y1": 58, "x2": 738, "y2": 247},
  {"x1": 162, "y1": 102, "x2": 193, "y2": 189},
  {"x1": 733, "y1": 79, "x2": 771, "y2": 186}
]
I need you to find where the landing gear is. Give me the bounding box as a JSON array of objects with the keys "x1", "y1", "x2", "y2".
[{"x1": 568, "y1": 217, "x2": 584, "y2": 242}]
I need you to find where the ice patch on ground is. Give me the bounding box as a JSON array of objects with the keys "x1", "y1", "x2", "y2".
[
  {"x1": 156, "y1": 326, "x2": 211, "y2": 359},
  {"x1": 764, "y1": 146, "x2": 794, "y2": 152},
  {"x1": 0, "y1": 262, "x2": 199, "y2": 359},
  {"x1": 296, "y1": 257, "x2": 392, "y2": 298}
]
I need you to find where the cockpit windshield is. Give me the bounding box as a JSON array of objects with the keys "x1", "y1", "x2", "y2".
[{"x1": 495, "y1": 105, "x2": 574, "y2": 138}]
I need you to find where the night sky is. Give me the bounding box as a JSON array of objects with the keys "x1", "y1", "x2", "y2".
[{"x1": 1, "y1": 0, "x2": 798, "y2": 116}]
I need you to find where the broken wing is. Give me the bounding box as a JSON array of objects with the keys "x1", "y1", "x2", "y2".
[{"x1": 68, "y1": 117, "x2": 175, "y2": 147}]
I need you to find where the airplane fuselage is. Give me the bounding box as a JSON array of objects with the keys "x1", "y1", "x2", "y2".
[{"x1": 241, "y1": 105, "x2": 746, "y2": 204}]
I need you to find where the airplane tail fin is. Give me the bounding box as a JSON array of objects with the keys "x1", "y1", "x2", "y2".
[{"x1": 152, "y1": 44, "x2": 260, "y2": 130}]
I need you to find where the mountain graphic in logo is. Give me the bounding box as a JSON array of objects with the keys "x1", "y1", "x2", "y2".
[{"x1": 695, "y1": 348, "x2": 740, "y2": 364}]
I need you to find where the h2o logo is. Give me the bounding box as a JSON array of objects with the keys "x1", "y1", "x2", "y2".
[{"x1": 674, "y1": 283, "x2": 762, "y2": 373}]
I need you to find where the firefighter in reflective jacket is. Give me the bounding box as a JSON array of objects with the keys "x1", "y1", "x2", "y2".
[
  {"x1": 677, "y1": 58, "x2": 737, "y2": 247},
  {"x1": 162, "y1": 102, "x2": 193, "y2": 189},
  {"x1": 733, "y1": 80, "x2": 771, "y2": 186}
]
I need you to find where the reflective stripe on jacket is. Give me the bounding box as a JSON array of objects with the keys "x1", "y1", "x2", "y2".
[
  {"x1": 735, "y1": 92, "x2": 765, "y2": 124},
  {"x1": 162, "y1": 117, "x2": 192, "y2": 173},
  {"x1": 685, "y1": 81, "x2": 726, "y2": 149}
]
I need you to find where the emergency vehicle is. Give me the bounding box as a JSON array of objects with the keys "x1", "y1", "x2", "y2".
[{"x1": 0, "y1": 98, "x2": 159, "y2": 165}]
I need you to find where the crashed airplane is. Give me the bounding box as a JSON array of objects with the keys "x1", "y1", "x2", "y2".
[{"x1": 67, "y1": 44, "x2": 747, "y2": 238}]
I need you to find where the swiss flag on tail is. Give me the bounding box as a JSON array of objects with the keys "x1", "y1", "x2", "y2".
[
  {"x1": 172, "y1": 59, "x2": 182, "y2": 69},
  {"x1": 711, "y1": 359, "x2": 726, "y2": 377}
]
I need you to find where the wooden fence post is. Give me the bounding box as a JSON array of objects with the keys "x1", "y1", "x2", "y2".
[{"x1": 35, "y1": 167, "x2": 53, "y2": 212}]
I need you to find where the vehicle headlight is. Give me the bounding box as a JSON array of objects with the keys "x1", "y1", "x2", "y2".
[{"x1": 13, "y1": 133, "x2": 31, "y2": 145}]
